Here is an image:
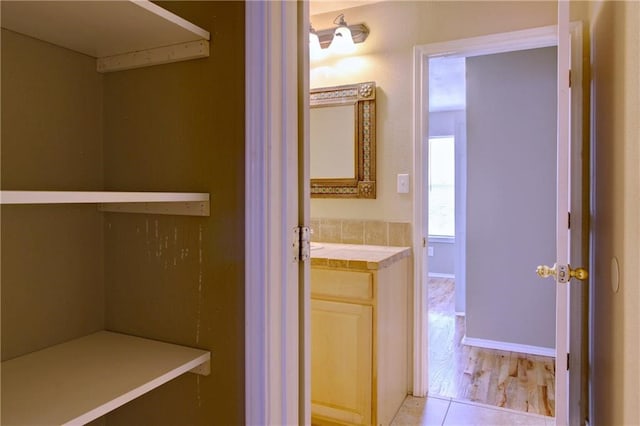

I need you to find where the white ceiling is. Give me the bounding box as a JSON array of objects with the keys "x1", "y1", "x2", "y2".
[
  {"x1": 429, "y1": 57, "x2": 466, "y2": 111},
  {"x1": 309, "y1": 0, "x2": 384, "y2": 16}
]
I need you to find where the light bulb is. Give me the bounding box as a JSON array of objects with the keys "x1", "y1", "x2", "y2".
[
  {"x1": 329, "y1": 26, "x2": 355, "y2": 54},
  {"x1": 309, "y1": 30, "x2": 324, "y2": 60}
]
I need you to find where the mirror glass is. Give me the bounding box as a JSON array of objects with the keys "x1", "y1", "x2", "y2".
[
  {"x1": 310, "y1": 81, "x2": 376, "y2": 199},
  {"x1": 310, "y1": 104, "x2": 356, "y2": 179}
]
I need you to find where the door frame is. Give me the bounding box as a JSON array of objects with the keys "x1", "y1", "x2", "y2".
[
  {"x1": 412, "y1": 23, "x2": 584, "y2": 424},
  {"x1": 245, "y1": 3, "x2": 586, "y2": 424},
  {"x1": 245, "y1": 1, "x2": 309, "y2": 425}
]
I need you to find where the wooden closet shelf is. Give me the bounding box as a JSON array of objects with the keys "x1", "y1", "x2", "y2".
[
  {"x1": 1, "y1": 0, "x2": 210, "y2": 72},
  {"x1": 0, "y1": 190, "x2": 208, "y2": 204},
  {"x1": 1, "y1": 331, "x2": 210, "y2": 426},
  {"x1": 0, "y1": 191, "x2": 211, "y2": 216}
]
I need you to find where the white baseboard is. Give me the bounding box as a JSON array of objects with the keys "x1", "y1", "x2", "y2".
[
  {"x1": 428, "y1": 273, "x2": 455, "y2": 278},
  {"x1": 461, "y1": 336, "x2": 556, "y2": 357}
]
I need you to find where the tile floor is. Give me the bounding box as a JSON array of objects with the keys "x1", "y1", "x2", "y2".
[{"x1": 391, "y1": 395, "x2": 555, "y2": 426}]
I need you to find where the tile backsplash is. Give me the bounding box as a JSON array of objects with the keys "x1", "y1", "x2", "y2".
[{"x1": 310, "y1": 218, "x2": 412, "y2": 247}]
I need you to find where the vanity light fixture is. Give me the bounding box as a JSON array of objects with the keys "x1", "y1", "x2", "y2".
[
  {"x1": 328, "y1": 14, "x2": 356, "y2": 54},
  {"x1": 310, "y1": 14, "x2": 369, "y2": 55}
]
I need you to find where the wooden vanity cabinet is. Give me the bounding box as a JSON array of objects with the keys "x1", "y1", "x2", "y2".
[
  {"x1": 311, "y1": 253, "x2": 410, "y2": 426},
  {"x1": 312, "y1": 298, "x2": 373, "y2": 425}
]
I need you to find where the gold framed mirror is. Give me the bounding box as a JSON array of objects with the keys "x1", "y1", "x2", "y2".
[{"x1": 310, "y1": 81, "x2": 376, "y2": 198}]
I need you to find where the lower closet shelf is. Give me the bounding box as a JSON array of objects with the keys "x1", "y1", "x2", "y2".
[{"x1": 1, "y1": 331, "x2": 211, "y2": 425}]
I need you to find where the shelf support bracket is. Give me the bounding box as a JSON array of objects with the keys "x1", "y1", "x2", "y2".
[
  {"x1": 96, "y1": 40, "x2": 210, "y2": 73},
  {"x1": 189, "y1": 360, "x2": 211, "y2": 376},
  {"x1": 99, "y1": 201, "x2": 210, "y2": 216}
]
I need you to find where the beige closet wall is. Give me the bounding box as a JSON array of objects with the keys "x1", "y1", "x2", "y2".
[
  {"x1": 1, "y1": 1, "x2": 245, "y2": 424},
  {"x1": 1, "y1": 29, "x2": 105, "y2": 360},
  {"x1": 310, "y1": 1, "x2": 556, "y2": 222},
  {"x1": 102, "y1": 2, "x2": 245, "y2": 424},
  {"x1": 587, "y1": 0, "x2": 640, "y2": 424}
]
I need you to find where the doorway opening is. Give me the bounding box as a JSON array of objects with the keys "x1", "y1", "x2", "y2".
[{"x1": 417, "y1": 32, "x2": 562, "y2": 419}]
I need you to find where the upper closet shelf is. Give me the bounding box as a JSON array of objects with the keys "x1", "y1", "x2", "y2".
[
  {"x1": 0, "y1": 0, "x2": 210, "y2": 73},
  {"x1": 0, "y1": 191, "x2": 210, "y2": 216}
]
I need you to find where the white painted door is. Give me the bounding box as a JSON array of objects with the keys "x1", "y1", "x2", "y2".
[
  {"x1": 552, "y1": 2, "x2": 571, "y2": 425},
  {"x1": 538, "y1": 5, "x2": 587, "y2": 425}
]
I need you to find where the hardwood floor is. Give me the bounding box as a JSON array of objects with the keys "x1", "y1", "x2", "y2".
[{"x1": 427, "y1": 278, "x2": 555, "y2": 417}]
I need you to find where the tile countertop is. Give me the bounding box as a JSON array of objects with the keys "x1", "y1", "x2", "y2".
[{"x1": 310, "y1": 242, "x2": 411, "y2": 271}]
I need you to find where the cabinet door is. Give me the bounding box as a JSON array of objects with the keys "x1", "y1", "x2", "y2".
[{"x1": 311, "y1": 299, "x2": 373, "y2": 425}]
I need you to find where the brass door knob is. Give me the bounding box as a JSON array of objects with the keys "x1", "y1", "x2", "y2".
[
  {"x1": 536, "y1": 264, "x2": 557, "y2": 278},
  {"x1": 536, "y1": 263, "x2": 588, "y2": 282},
  {"x1": 569, "y1": 267, "x2": 588, "y2": 280}
]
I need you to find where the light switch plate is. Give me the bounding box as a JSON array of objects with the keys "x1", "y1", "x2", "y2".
[{"x1": 397, "y1": 174, "x2": 409, "y2": 193}]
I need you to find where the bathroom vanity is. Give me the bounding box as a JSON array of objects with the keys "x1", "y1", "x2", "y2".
[{"x1": 310, "y1": 243, "x2": 411, "y2": 426}]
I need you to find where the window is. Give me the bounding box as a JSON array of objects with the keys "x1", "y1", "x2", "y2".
[{"x1": 428, "y1": 136, "x2": 455, "y2": 237}]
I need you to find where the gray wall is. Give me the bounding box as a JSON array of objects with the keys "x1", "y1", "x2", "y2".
[
  {"x1": 465, "y1": 47, "x2": 557, "y2": 349},
  {"x1": 428, "y1": 240, "x2": 455, "y2": 276}
]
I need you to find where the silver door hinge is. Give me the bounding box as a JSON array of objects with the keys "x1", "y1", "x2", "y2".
[
  {"x1": 293, "y1": 226, "x2": 311, "y2": 262},
  {"x1": 569, "y1": 70, "x2": 572, "y2": 88},
  {"x1": 567, "y1": 353, "x2": 570, "y2": 370},
  {"x1": 568, "y1": 212, "x2": 571, "y2": 229}
]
